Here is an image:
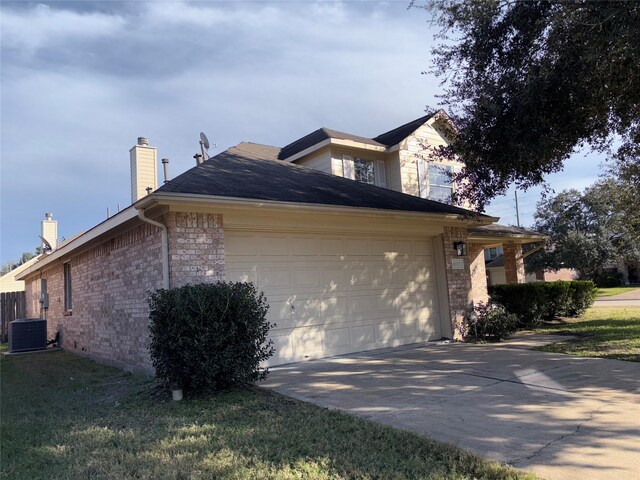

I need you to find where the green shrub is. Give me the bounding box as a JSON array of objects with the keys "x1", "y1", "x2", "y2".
[
  {"x1": 542, "y1": 281, "x2": 571, "y2": 320},
  {"x1": 594, "y1": 271, "x2": 623, "y2": 287},
  {"x1": 458, "y1": 302, "x2": 518, "y2": 341},
  {"x1": 565, "y1": 280, "x2": 596, "y2": 316},
  {"x1": 488, "y1": 283, "x2": 548, "y2": 326},
  {"x1": 489, "y1": 280, "x2": 596, "y2": 326},
  {"x1": 148, "y1": 282, "x2": 274, "y2": 393}
]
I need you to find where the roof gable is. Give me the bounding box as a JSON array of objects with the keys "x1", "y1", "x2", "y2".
[
  {"x1": 158, "y1": 146, "x2": 487, "y2": 218},
  {"x1": 372, "y1": 113, "x2": 435, "y2": 147}
]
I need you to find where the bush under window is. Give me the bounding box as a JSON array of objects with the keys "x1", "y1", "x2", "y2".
[{"x1": 148, "y1": 282, "x2": 274, "y2": 394}]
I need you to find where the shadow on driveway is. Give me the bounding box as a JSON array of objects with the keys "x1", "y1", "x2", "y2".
[{"x1": 261, "y1": 339, "x2": 640, "y2": 480}]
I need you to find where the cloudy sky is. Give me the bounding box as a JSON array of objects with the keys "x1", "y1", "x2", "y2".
[{"x1": 1, "y1": 1, "x2": 603, "y2": 265}]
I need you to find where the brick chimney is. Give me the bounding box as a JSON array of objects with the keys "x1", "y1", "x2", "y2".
[
  {"x1": 41, "y1": 212, "x2": 58, "y2": 251},
  {"x1": 130, "y1": 137, "x2": 158, "y2": 204}
]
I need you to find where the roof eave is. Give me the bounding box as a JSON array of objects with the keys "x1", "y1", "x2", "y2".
[
  {"x1": 467, "y1": 232, "x2": 548, "y2": 245},
  {"x1": 140, "y1": 191, "x2": 496, "y2": 226},
  {"x1": 16, "y1": 206, "x2": 141, "y2": 281}
]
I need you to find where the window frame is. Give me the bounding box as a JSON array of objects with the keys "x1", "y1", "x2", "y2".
[
  {"x1": 63, "y1": 262, "x2": 72, "y2": 313},
  {"x1": 342, "y1": 155, "x2": 387, "y2": 188},
  {"x1": 353, "y1": 157, "x2": 376, "y2": 185},
  {"x1": 427, "y1": 163, "x2": 454, "y2": 203}
]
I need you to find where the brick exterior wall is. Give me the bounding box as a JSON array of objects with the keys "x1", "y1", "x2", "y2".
[
  {"x1": 167, "y1": 212, "x2": 225, "y2": 287},
  {"x1": 441, "y1": 227, "x2": 491, "y2": 339},
  {"x1": 541, "y1": 268, "x2": 577, "y2": 282},
  {"x1": 23, "y1": 211, "x2": 225, "y2": 373},
  {"x1": 25, "y1": 223, "x2": 163, "y2": 373},
  {"x1": 503, "y1": 243, "x2": 525, "y2": 284}
]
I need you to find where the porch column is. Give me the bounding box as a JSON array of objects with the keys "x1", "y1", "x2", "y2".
[
  {"x1": 468, "y1": 243, "x2": 489, "y2": 304},
  {"x1": 442, "y1": 226, "x2": 472, "y2": 339},
  {"x1": 503, "y1": 242, "x2": 525, "y2": 284}
]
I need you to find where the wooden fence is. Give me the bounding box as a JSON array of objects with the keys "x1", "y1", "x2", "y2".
[{"x1": 1, "y1": 291, "x2": 27, "y2": 342}]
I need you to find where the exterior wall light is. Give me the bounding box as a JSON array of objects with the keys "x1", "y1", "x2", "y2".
[{"x1": 453, "y1": 241, "x2": 468, "y2": 257}]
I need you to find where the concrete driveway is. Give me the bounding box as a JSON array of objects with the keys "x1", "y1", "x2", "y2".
[
  {"x1": 593, "y1": 288, "x2": 640, "y2": 307},
  {"x1": 262, "y1": 338, "x2": 640, "y2": 480}
]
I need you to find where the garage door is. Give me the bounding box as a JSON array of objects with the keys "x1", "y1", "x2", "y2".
[{"x1": 226, "y1": 231, "x2": 442, "y2": 365}]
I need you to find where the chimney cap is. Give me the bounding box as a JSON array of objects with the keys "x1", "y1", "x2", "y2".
[
  {"x1": 44, "y1": 212, "x2": 53, "y2": 220},
  {"x1": 137, "y1": 137, "x2": 149, "y2": 146}
]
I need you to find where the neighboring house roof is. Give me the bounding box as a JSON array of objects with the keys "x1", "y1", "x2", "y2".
[
  {"x1": 278, "y1": 128, "x2": 385, "y2": 160},
  {"x1": 158, "y1": 146, "x2": 489, "y2": 218},
  {"x1": 0, "y1": 255, "x2": 42, "y2": 293},
  {"x1": 485, "y1": 254, "x2": 505, "y2": 269}
]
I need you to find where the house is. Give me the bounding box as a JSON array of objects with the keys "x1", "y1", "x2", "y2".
[
  {"x1": 0, "y1": 213, "x2": 58, "y2": 293},
  {"x1": 17, "y1": 112, "x2": 544, "y2": 373},
  {"x1": 484, "y1": 245, "x2": 577, "y2": 286}
]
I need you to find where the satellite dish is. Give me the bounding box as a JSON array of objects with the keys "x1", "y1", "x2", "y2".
[
  {"x1": 200, "y1": 132, "x2": 210, "y2": 150},
  {"x1": 39, "y1": 235, "x2": 53, "y2": 253}
]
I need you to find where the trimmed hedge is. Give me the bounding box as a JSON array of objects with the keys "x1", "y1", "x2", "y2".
[
  {"x1": 488, "y1": 280, "x2": 595, "y2": 327},
  {"x1": 148, "y1": 282, "x2": 274, "y2": 393}
]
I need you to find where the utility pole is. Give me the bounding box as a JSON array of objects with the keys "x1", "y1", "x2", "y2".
[{"x1": 515, "y1": 190, "x2": 521, "y2": 227}]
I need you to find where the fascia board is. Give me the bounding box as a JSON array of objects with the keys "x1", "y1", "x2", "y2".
[
  {"x1": 16, "y1": 206, "x2": 139, "y2": 280},
  {"x1": 142, "y1": 192, "x2": 497, "y2": 226}
]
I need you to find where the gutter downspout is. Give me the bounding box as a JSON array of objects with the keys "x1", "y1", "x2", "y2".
[{"x1": 137, "y1": 209, "x2": 170, "y2": 289}]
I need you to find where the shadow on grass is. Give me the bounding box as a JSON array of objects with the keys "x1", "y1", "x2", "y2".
[
  {"x1": 533, "y1": 308, "x2": 640, "y2": 362},
  {"x1": 1, "y1": 349, "x2": 533, "y2": 480}
]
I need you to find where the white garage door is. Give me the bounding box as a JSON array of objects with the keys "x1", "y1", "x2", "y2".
[{"x1": 226, "y1": 231, "x2": 442, "y2": 365}]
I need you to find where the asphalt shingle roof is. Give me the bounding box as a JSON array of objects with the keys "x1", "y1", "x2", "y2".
[
  {"x1": 228, "y1": 142, "x2": 281, "y2": 160},
  {"x1": 372, "y1": 113, "x2": 435, "y2": 147},
  {"x1": 278, "y1": 128, "x2": 385, "y2": 160},
  {"x1": 158, "y1": 146, "x2": 488, "y2": 217}
]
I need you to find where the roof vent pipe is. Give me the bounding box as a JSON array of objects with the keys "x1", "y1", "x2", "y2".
[{"x1": 162, "y1": 158, "x2": 170, "y2": 183}]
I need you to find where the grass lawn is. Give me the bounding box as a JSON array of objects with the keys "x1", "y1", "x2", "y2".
[
  {"x1": 533, "y1": 307, "x2": 640, "y2": 362},
  {"x1": 1, "y1": 348, "x2": 534, "y2": 480},
  {"x1": 595, "y1": 287, "x2": 640, "y2": 297}
]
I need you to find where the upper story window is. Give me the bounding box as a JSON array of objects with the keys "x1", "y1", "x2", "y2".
[
  {"x1": 427, "y1": 164, "x2": 453, "y2": 203},
  {"x1": 341, "y1": 155, "x2": 386, "y2": 188},
  {"x1": 417, "y1": 159, "x2": 456, "y2": 204},
  {"x1": 63, "y1": 262, "x2": 72, "y2": 312},
  {"x1": 354, "y1": 158, "x2": 376, "y2": 185}
]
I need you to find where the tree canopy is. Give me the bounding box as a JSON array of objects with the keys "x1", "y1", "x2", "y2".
[
  {"x1": 527, "y1": 179, "x2": 640, "y2": 281},
  {"x1": 1, "y1": 251, "x2": 39, "y2": 276},
  {"x1": 420, "y1": 0, "x2": 640, "y2": 210}
]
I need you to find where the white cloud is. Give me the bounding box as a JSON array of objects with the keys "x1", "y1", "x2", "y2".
[
  {"x1": 1, "y1": 4, "x2": 125, "y2": 53},
  {"x1": 4, "y1": 1, "x2": 600, "y2": 262}
]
